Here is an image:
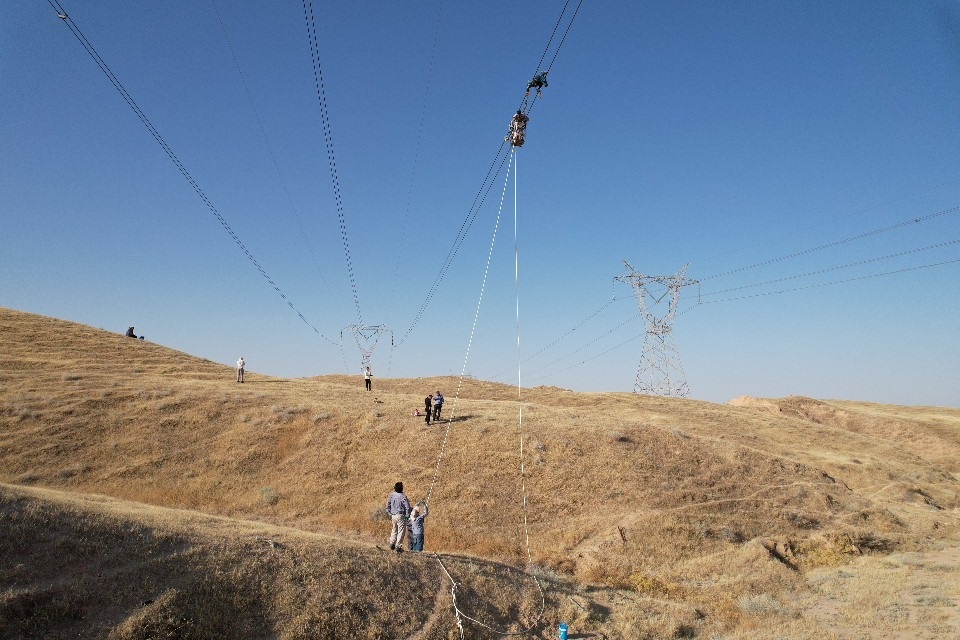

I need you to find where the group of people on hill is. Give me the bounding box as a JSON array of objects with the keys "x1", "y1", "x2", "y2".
[
  {"x1": 421, "y1": 391, "x2": 444, "y2": 424},
  {"x1": 363, "y1": 368, "x2": 446, "y2": 425},
  {"x1": 385, "y1": 482, "x2": 429, "y2": 553}
]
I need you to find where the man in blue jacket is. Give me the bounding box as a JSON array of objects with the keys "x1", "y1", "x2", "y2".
[{"x1": 385, "y1": 482, "x2": 411, "y2": 553}]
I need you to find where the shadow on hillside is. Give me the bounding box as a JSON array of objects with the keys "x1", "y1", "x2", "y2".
[
  {"x1": 436, "y1": 415, "x2": 474, "y2": 424},
  {"x1": 433, "y1": 551, "x2": 534, "y2": 577}
]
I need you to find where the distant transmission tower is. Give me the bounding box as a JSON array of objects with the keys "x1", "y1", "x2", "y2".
[
  {"x1": 344, "y1": 324, "x2": 393, "y2": 371},
  {"x1": 615, "y1": 261, "x2": 699, "y2": 397}
]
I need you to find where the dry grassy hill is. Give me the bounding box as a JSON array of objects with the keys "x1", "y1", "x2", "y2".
[{"x1": 2, "y1": 306, "x2": 959, "y2": 639}]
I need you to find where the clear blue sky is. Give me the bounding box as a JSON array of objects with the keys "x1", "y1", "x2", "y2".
[{"x1": 3, "y1": 1, "x2": 958, "y2": 407}]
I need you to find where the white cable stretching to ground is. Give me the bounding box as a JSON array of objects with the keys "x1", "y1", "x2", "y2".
[
  {"x1": 424, "y1": 151, "x2": 513, "y2": 506},
  {"x1": 430, "y1": 150, "x2": 545, "y2": 637}
]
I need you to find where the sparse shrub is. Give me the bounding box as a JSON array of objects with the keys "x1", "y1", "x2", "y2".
[
  {"x1": 796, "y1": 531, "x2": 861, "y2": 567},
  {"x1": 17, "y1": 408, "x2": 40, "y2": 421},
  {"x1": 737, "y1": 593, "x2": 795, "y2": 617},
  {"x1": 719, "y1": 527, "x2": 744, "y2": 543},
  {"x1": 271, "y1": 405, "x2": 309, "y2": 423},
  {"x1": 673, "y1": 624, "x2": 697, "y2": 638},
  {"x1": 609, "y1": 431, "x2": 633, "y2": 444},
  {"x1": 785, "y1": 511, "x2": 819, "y2": 529},
  {"x1": 314, "y1": 413, "x2": 331, "y2": 424},
  {"x1": 63, "y1": 373, "x2": 82, "y2": 381},
  {"x1": 578, "y1": 556, "x2": 631, "y2": 588},
  {"x1": 629, "y1": 572, "x2": 680, "y2": 597},
  {"x1": 260, "y1": 487, "x2": 279, "y2": 506},
  {"x1": 156, "y1": 399, "x2": 184, "y2": 413}
]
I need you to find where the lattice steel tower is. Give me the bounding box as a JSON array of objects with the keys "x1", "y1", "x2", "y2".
[
  {"x1": 615, "y1": 261, "x2": 699, "y2": 397},
  {"x1": 344, "y1": 324, "x2": 392, "y2": 371}
]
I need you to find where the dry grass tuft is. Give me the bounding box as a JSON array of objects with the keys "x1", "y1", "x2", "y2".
[
  {"x1": 629, "y1": 572, "x2": 681, "y2": 598},
  {"x1": 738, "y1": 593, "x2": 796, "y2": 618}
]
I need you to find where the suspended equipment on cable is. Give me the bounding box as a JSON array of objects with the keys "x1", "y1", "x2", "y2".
[{"x1": 506, "y1": 110, "x2": 530, "y2": 147}]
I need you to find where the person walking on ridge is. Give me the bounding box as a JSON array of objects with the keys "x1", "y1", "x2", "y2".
[
  {"x1": 385, "y1": 482, "x2": 411, "y2": 553},
  {"x1": 364, "y1": 366, "x2": 372, "y2": 391},
  {"x1": 237, "y1": 356, "x2": 245, "y2": 383}
]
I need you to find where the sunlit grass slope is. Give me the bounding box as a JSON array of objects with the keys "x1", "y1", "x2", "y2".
[{"x1": 2, "y1": 306, "x2": 959, "y2": 638}]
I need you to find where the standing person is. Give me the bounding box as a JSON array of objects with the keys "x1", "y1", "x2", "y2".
[
  {"x1": 385, "y1": 481, "x2": 411, "y2": 553},
  {"x1": 236, "y1": 356, "x2": 245, "y2": 383},
  {"x1": 432, "y1": 391, "x2": 444, "y2": 421},
  {"x1": 364, "y1": 366, "x2": 372, "y2": 391},
  {"x1": 409, "y1": 502, "x2": 429, "y2": 552},
  {"x1": 424, "y1": 394, "x2": 432, "y2": 425}
]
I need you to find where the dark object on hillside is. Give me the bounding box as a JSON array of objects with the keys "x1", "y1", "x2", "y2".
[{"x1": 125, "y1": 327, "x2": 144, "y2": 340}]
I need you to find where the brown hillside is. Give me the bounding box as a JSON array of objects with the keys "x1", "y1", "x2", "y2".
[{"x1": 2, "y1": 307, "x2": 959, "y2": 639}]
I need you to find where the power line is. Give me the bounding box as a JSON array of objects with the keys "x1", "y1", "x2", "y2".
[
  {"x1": 48, "y1": 0, "x2": 337, "y2": 345},
  {"x1": 397, "y1": 1, "x2": 586, "y2": 347},
  {"x1": 396, "y1": 142, "x2": 512, "y2": 346},
  {"x1": 544, "y1": 0, "x2": 584, "y2": 73},
  {"x1": 386, "y1": 0, "x2": 447, "y2": 359},
  {"x1": 701, "y1": 257, "x2": 960, "y2": 305},
  {"x1": 487, "y1": 293, "x2": 626, "y2": 380},
  {"x1": 525, "y1": 313, "x2": 638, "y2": 377},
  {"x1": 530, "y1": 328, "x2": 643, "y2": 383},
  {"x1": 688, "y1": 177, "x2": 960, "y2": 270},
  {"x1": 210, "y1": 0, "x2": 346, "y2": 328},
  {"x1": 520, "y1": 204, "x2": 960, "y2": 381},
  {"x1": 532, "y1": 257, "x2": 960, "y2": 383},
  {"x1": 702, "y1": 239, "x2": 960, "y2": 297},
  {"x1": 701, "y1": 205, "x2": 959, "y2": 281},
  {"x1": 302, "y1": 0, "x2": 363, "y2": 325}
]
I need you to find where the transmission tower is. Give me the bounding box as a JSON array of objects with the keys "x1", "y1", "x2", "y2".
[
  {"x1": 614, "y1": 262, "x2": 699, "y2": 397},
  {"x1": 343, "y1": 324, "x2": 393, "y2": 371}
]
